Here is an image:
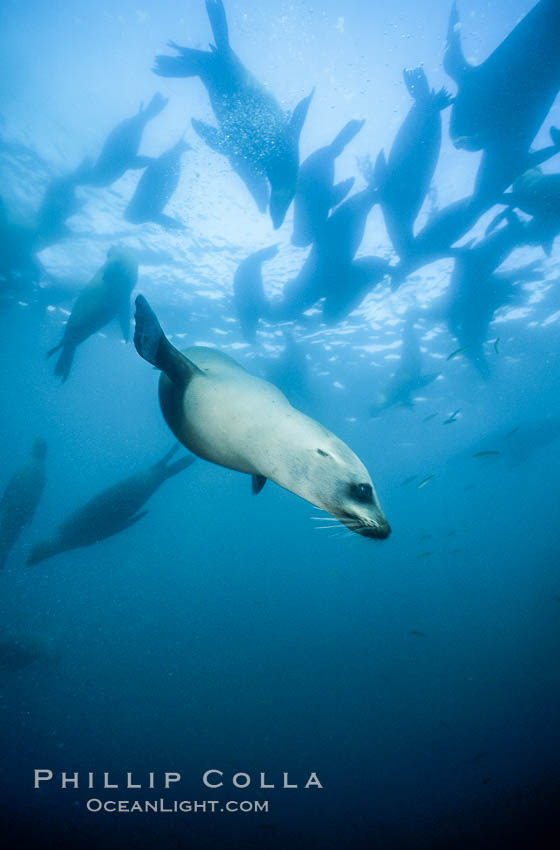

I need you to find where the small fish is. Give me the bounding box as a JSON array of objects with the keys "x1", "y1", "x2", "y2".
[
  {"x1": 401, "y1": 475, "x2": 417, "y2": 486},
  {"x1": 422, "y1": 412, "x2": 438, "y2": 422},
  {"x1": 493, "y1": 338, "x2": 500, "y2": 354},
  {"x1": 408, "y1": 629, "x2": 426, "y2": 638},
  {"x1": 447, "y1": 345, "x2": 471, "y2": 361},
  {"x1": 472, "y1": 751, "x2": 489, "y2": 763},
  {"x1": 417, "y1": 551, "x2": 433, "y2": 558},
  {"x1": 472, "y1": 450, "x2": 500, "y2": 458},
  {"x1": 420, "y1": 534, "x2": 432, "y2": 541},
  {"x1": 552, "y1": 595, "x2": 560, "y2": 603},
  {"x1": 446, "y1": 530, "x2": 456, "y2": 537},
  {"x1": 505, "y1": 427, "x2": 520, "y2": 439},
  {"x1": 417, "y1": 475, "x2": 435, "y2": 489},
  {"x1": 443, "y1": 409, "x2": 461, "y2": 424}
]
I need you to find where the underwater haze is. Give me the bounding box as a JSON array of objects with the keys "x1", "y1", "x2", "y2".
[{"x1": 1, "y1": 0, "x2": 560, "y2": 847}]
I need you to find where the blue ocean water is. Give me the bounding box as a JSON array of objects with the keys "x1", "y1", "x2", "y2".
[{"x1": 1, "y1": 0, "x2": 560, "y2": 847}]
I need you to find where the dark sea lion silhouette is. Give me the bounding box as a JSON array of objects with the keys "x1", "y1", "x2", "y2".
[
  {"x1": 0, "y1": 198, "x2": 44, "y2": 294},
  {"x1": 0, "y1": 637, "x2": 45, "y2": 672},
  {"x1": 132, "y1": 295, "x2": 391, "y2": 538},
  {"x1": 34, "y1": 158, "x2": 91, "y2": 249},
  {"x1": 370, "y1": 316, "x2": 438, "y2": 416},
  {"x1": 47, "y1": 245, "x2": 138, "y2": 382},
  {"x1": 427, "y1": 217, "x2": 533, "y2": 377},
  {"x1": 0, "y1": 439, "x2": 47, "y2": 569},
  {"x1": 390, "y1": 195, "x2": 482, "y2": 289},
  {"x1": 233, "y1": 245, "x2": 278, "y2": 344},
  {"x1": 124, "y1": 137, "x2": 190, "y2": 229},
  {"x1": 28, "y1": 446, "x2": 195, "y2": 566},
  {"x1": 445, "y1": 0, "x2": 560, "y2": 202},
  {"x1": 375, "y1": 67, "x2": 452, "y2": 260},
  {"x1": 154, "y1": 0, "x2": 313, "y2": 228},
  {"x1": 82, "y1": 93, "x2": 168, "y2": 187},
  {"x1": 292, "y1": 118, "x2": 365, "y2": 247},
  {"x1": 321, "y1": 257, "x2": 389, "y2": 324}
]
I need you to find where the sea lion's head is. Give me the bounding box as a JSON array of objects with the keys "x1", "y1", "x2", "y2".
[{"x1": 296, "y1": 430, "x2": 391, "y2": 539}]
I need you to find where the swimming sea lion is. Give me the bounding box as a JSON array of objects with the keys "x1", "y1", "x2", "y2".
[
  {"x1": 321, "y1": 257, "x2": 389, "y2": 324},
  {"x1": 233, "y1": 245, "x2": 278, "y2": 344},
  {"x1": 34, "y1": 158, "x2": 91, "y2": 249},
  {"x1": 28, "y1": 446, "x2": 195, "y2": 566},
  {"x1": 133, "y1": 295, "x2": 391, "y2": 539},
  {"x1": 370, "y1": 316, "x2": 438, "y2": 416},
  {"x1": 292, "y1": 119, "x2": 365, "y2": 247},
  {"x1": 124, "y1": 138, "x2": 190, "y2": 229},
  {"x1": 0, "y1": 438, "x2": 47, "y2": 569},
  {"x1": 375, "y1": 68, "x2": 452, "y2": 260},
  {"x1": 445, "y1": 1, "x2": 560, "y2": 203},
  {"x1": 82, "y1": 93, "x2": 168, "y2": 187},
  {"x1": 154, "y1": 0, "x2": 313, "y2": 228},
  {"x1": 488, "y1": 165, "x2": 560, "y2": 255},
  {"x1": 46, "y1": 245, "x2": 138, "y2": 382}
]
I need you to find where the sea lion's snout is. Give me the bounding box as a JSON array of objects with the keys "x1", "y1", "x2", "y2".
[{"x1": 360, "y1": 518, "x2": 391, "y2": 540}]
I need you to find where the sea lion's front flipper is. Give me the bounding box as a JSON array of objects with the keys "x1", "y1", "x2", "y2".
[
  {"x1": 330, "y1": 177, "x2": 355, "y2": 208},
  {"x1": 153, "y1": 44, "x2": 211, "y2": 79},
  {"x1": 122, "y1": 510, "x2": 149, "y2": 530},
  {"x1": 252, "y1": 475, "x2": 267, "y2": 494},
  {"x1": 329, "y1": 119, "x2": 365, "y2": 158},
  {"x1": 119, "y1": 300, "x2": 131, "y2": 342},
  {"x1": 289, "y1": 89, "x2": 315, "y2": 143},
  {"x1": 134, "y1": 295, "x2": 202, "y2": 387},
  {"x1": 373, "y1": 149, "x2": 388, "y2": 193},
  {"x1": 192, "y1": 118, "x2": 225, "y2": 154},
  {"x1": 444, "y1": 1, "x2": 471, "y2": 84}
]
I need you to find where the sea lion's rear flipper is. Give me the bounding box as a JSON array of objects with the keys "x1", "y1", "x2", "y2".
[
  {"x1": 329, "y1": 119, "x2": 365, "y2": 158},
  {"x1": 153, "y1": 43, "x2": 212, "y2": 79},
  {"x1": 163, "y1": 455, "x2": 197, "y2": 479},
  {"x1": 134, "y1": 295, "x2": 202, "y2": 387},
  {"x1": 206, "y1": 0, "x2": 230, "y2": 51},
  {"x1": 289, "y1": 89, "x2": 315, "y2": 143},
  {"x1": 47, "y1": 341, "x2": 75, "y2": 383},
  {"x1": 252, "y1": 475, "x2": 267, "y2": 494},
  {"x1": 444, "y1": 1, "x2": 471, "y2": 84},
  {"x1": 330, "y1": 177, "x2": 354, "y2": 208},
  {"x1": 541, "y1": 238, "x2": 554, "y2": 257},
  {"x1": 485, "y1": 208, "x2": 508, "y2": 236},
  {"x1": 191, "y1": 119, "x2": 225, "y2": 153}
]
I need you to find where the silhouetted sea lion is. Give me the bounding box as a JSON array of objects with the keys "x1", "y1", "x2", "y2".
[
  {"x1": 370, "y1": 316, "x2": 438, "y2": 415},
  {"x1": 375, "y1": 67, "x2": 452, "y2": 260},
  {"x1": 28, "y1": 446, "x2": 195, "y2": 566},
  {"x1": 133, "y1": 295, "x2": 390, "y2": 538},
  {"x1": 0, "y1": 637, "x2": 45, "y2": 672},
  {"x1": 154, "y1": 0, "x2": 313, "y2": 228},
  {"x1": 124, "y1": 138, "x2": 190, "y2": 229},
  {"x1": 489, "y1": 166, "x2": 560, "y2": 255},
  {"x1": 445, "y1": 1, "x2": 560, "y2": 202},
  {"x1": 292, "y1": 119, "x2": 365, "y2": 247},
  {"x1": 82, "y1": 93, "x2": 168, "y2": 187},
  {"x1": 321, "y1": 257, "x2": 389, "y2": 324},
  {"x1": 0, "y1": 439, "x2": 47, "y2": 569},
  {"x1": 233, "y1": 245, "x2": 278, "y2": 344},
  {"x1": 47, "y1": 245, "x2": 138, "y2": 381},
  {"x1": 34, "y1": 158, "x2": 91, "y2": 249}
]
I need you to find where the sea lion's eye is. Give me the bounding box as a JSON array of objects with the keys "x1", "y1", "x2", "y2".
[
  {"x1": 351, "y1": 483, "x2": 373, "y2": 503},
  {"x1": 316, "y1": 449, "x2": 329, "y2": 457}
]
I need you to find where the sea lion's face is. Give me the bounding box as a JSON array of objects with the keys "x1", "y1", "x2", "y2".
[{"x1": 304, "y1": 439, "x2": 391, "y2": 539}]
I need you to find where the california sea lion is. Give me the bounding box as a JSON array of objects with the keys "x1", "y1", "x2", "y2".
[
  {"x1": 375, "y1": 68, "x2": 452, "y2": 260},
  {"x1": 0, "y1": 439, "x2": 47, "y2": 569},
  {"x1": 488, "y1": 165, "x2": 560, "y2": 255},
  {"x1": 292, "y1": 119, "x2": 365, "y2": 248},
  {"x1": 154, "y1": 0, "x2": 313, "y2": 228},
  {"x1": 233, "y1": 245, "x2": 278, "y2": 344},
  {"x1": 28, "y1": 446, "x2": 195, "y2": 566},
  {"x1": 445, "y1": 1, "x2": 560, "y2": 202},
  {"x1": 321, "y1": 257, "x2": 389, "y2": 325},
  {"x1": 82, "y1": 93, "x2": 168, "y2": 187},
  {"x1": 133, "y1": 295, "x2": 390, "y2": 538},
  {"x1": 46, "y1": 245, "x2": 138, "y2": 382},
  {"x1": 34, "y1": 158, "x2": 91, "y2": 249},
  {"x1": 124, "y1": 138, "x2": 190, "y2": 229},
  {"x1": 370, "y1": 316, "x2": 438, "y2": 416}
]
